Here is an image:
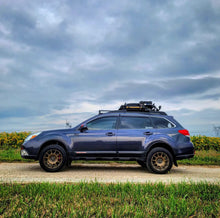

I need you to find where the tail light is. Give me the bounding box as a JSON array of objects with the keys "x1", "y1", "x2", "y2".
[{"x1": 178, "y1": 129, "x2": 190, "y2": 136}]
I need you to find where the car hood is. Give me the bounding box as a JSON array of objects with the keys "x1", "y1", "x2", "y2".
[{"x1": 41, "y1": 128, "x2": 77, "y2": 136}]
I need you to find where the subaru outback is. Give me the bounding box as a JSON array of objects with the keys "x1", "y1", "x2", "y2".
[{"x1": 21, "y1": 101, "x2": 194, "y2": 174}]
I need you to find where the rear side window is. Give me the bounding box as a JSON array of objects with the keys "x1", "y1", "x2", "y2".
[
  {"x1": 151, "y1": 117, "x2": 175, "y2": 129},
  {"x1": 119, "y1": 117, "x2": 153, "y2": 129}
]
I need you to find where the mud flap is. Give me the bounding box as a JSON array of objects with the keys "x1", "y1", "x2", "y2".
[{"x1": 174, "y1": 159, "x2": 178, "y2": 167}]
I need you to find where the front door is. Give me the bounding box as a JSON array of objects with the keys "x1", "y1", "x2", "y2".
[{"x1": 73, "y1": 116, "x2": 118, "y2": 158}]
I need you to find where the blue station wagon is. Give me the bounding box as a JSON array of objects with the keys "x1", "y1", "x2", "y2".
[{"x1": 21, "y1": 101, "x2": 194, "y2": 174}]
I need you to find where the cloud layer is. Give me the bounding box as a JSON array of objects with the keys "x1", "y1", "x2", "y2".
[{"x1": 0, "y1": 0, "x2": 220, "y2": 135}]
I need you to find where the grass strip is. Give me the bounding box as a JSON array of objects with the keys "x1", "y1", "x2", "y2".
[
  {"x1": 0, "y1": 149, "x2": 35, "y2": 162},
  {"x1": 0, "y1": 149, "x2": 219, "y2": 166},
  {"x1": 178, "y1": 150, "x2": 220, "y2": 165},
  {"x1": 0, "y1": 182, "x2": 219, "y2": 217}
]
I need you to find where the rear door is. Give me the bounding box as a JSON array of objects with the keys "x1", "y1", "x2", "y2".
[{"x1": 117, "y1": 115, "x2": 154, "y2": 158}]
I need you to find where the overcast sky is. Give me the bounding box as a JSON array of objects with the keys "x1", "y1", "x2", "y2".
[{"x1": 0, "y1": 0, "x2": 220, "y2": 135}]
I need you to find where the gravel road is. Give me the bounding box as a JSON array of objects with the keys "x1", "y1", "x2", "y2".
[{"x1": 0, "y1": 163, "x2": 219, "y2": 184}]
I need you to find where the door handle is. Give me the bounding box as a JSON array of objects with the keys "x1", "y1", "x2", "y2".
[
  {"x1": 106, "y1": 132, "x2": 115, "y2": 136},
  {"x1": 144, "y1": 131, "x2": 153, "y2": 135}
]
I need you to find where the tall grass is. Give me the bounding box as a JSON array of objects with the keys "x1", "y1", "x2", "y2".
[
  {"x1": 178, "y1": 150, "x2": 220, "y2": 165},
  {"x1": 0, "y1": 132, "x2": 30, "y2": 149},
  {"x1": 191, "y1": 135, "x2": 220, "y2": 151},
  {"x1": 0, "y1": 182, "x2": 219, "y2": 217}
]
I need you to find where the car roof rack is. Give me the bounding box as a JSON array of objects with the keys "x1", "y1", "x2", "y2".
[
  {"x1": 119, "y1": 101, "x2": 157, "y2": 111},
  {"x1": 99, "y1": 110, "x2": 112, "y2": 114},
  {"x1": 99, "y1": 101, "x2": 167, "y2": 115}
]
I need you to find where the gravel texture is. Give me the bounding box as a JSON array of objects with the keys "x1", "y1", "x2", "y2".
[{"x1": 0, "y1": 162, "x2": 219, "y2": 184}]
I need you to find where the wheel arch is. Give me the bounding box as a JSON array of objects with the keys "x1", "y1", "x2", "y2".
[
  {"x1": 145, "y1": 141, "x2": 177, "y2": 166},
  {"x1": 38, "y1": 140, "x2": 68, "y2": 158}
]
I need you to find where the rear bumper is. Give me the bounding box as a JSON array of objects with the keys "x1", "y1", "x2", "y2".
[
  {"x1": 175, "y1": 141, "x2": 195, "y2": 160},
  {"x1": 175, "y1": 153, "x2": 194, "y2": 160}
]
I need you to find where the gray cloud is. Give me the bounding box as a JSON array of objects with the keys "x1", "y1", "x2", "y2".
[
  {"x1": 0, "y1": 0, "x2": 220, "y2": 134},
  {"x1": 97, "y1": 77, "x2": 220, "y2": 102}
]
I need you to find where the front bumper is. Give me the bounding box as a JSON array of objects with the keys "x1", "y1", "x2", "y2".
[{"x1": 20, "y1": 147, "x2": 37, "y2": 160}]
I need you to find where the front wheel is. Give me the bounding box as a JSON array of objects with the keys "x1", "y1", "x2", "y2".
[
  {"x1": 39, "y1": 144, "x2": 67, "y2": 172},
  {"x1": 146, "y1": 147, "x2": 173, "y2": 174}
]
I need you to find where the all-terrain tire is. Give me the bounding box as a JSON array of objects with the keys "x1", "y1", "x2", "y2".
[
  {"x1": 39, "y1": 144, "x2": 67, "y2": 172},
  {"x1": 146, "y1": 147, "x2": 173, "y2": 174}
]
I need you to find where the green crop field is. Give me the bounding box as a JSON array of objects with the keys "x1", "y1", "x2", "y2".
[
  {"x1": 0, "y1": 132, "x2": 220, "y2": 165},
  {"x1": 0, "y1": 182, "x2": 219, "y2": 217},
  {"x1": 1, "y1": 132, "x2": 220, "y2": 151}
]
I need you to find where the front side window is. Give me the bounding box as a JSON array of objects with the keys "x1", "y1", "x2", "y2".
[
  {"x1": 151, "y1": 117, "x2": 175, "y2": 129},
  {"x1": 87, "y1": 117, "x2": 117, "y2": 130},
  {"x1": 119, "y1": 117, "x2": 153, "y2": 129}
]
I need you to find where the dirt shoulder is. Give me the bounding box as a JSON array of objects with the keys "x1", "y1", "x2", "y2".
[{"x1": 0, "y1": 162, "x2": 219, "y2": 184}]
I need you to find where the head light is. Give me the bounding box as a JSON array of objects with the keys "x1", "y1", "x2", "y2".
[{"x1": 24, "y1": 132, "x2": 41, "y2": 143}]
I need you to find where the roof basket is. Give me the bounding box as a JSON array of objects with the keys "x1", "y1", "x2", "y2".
[{"x1": 119, "y1": 101, "x2": 162, "y2": 112}]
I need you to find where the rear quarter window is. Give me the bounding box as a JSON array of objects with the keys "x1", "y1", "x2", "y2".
[{"x1": 151, "y1": 117, "x2": 175, "y2": 129}]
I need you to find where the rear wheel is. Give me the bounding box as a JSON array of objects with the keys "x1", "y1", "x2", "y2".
[
  {"x1": 39, "y1": 144, "x2": 67, "y2": 172},
  {"x1": 146, "y1": 147, "x2": 173, "y2": 174}
]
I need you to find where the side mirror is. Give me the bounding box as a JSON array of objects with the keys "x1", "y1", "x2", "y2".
[{"x1": 79, "y1": 124, "x2": 88, "y2": 132}]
